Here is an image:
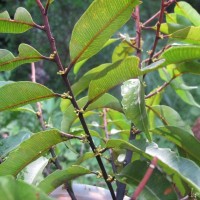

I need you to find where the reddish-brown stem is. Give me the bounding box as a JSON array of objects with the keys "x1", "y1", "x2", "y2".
[
  {"x1": 145, "y1": 74, "x2": 179, "y2": 99},
  {"x1": 35, "y1": 1, "x2": 116, "y2": 199},
  {"x1": 131, "y1": 157, "x2": 158, "y2": 200},
  {"x1": 142, "y1": 11, "x2": 161, "y2": 27},
  {"x1": 148, "y1": 0, "x2": 166, "y2": 65},
  {"x1": 133, "y1": 6, "x2": 142, "y2": 65}
]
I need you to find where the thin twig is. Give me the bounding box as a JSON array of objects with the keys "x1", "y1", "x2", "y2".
[
  {"x1": 145, "y1": 74, "x2": 179, "y2": 99},
  {"x1": 35, "y1": 1, "x2": 116, "y2": 199},
  {"x1": 131, "y1": 157, "x2": 158, "y2": 200},
  {"x1": 148, "y1": 0, "x2": 166, "y2": 65}
]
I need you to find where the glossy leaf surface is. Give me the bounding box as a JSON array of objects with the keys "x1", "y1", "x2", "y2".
[
  {"x1": 121, "y1": 79, "x2": 151, "y2": 141},
  {"x1": 106, "y1": 139, "x2": 200, "y2": 197},
  {"x1": 117, "y1": 160, "x2": 177, "y2": 200},
  {"x1": 150, "y1": 126, "x2": 200, "y2": 162}
]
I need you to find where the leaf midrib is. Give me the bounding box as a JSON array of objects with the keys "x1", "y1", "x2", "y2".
[
  {"x1": 0, "y1": 93, "x2": 56, "y2": 112},
  {"x1": 72, "y1": 0, "x2": 135, "y2": 63}
]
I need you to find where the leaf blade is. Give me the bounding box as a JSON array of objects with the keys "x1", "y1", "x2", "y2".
[{"x1": 70, "y1": 0, "x2": 140, "y2": 63}]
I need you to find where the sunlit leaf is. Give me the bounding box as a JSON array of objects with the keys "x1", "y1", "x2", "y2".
[
  {"x1": 159, "y1": 23, "x2": 187, "y2": 34},
  {"x1": 38, "y1": 166, "x2": 91, "y2": 194},
  {"x1": 73, "y1": 38, "x2": 119, "y2": 74},
  {"x1": 0, "y1": 81, "x2": 56, "y2": 112},
  {"x1": 0, "y1": 43, "x2": 44, "y2": 71},
  {"x1": 161, "y1": 45, "x2": 200, "y2": 65},
  {"x1": 0, "y1": 129, "x2": 69, "y2": 176},
  {"x1": 169, "y1": 27, "x2": 200, "y2": 45},
  {"x1": 70, "y1": 0, "x2": 140, "y2": 63},
  {"x1": 121, "y1": 79, "x2": 151, "y2": 141},
  {"x1": 166, "y1": 13, "x2": 192, "y2": 26},
  {"x1": 88, "y1": 57, "x2": 140, "y2": 102},
  {"x1": 0, "y1": 7, "x2": 35, "y2": 33},
  {"x1": 112, "y1": 39, "x2": 135, "y2": 62},
  {"x1": 174, "y1": 1, "x2": 200, "y2": 26},
  {"x1": 0, "y1": 176, "x2": 53, "y2": 200}
]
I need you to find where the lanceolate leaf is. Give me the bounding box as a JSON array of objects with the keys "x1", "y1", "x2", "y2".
[
  {"x1": 117, "y1": 160, "x2": 177, "y2": 200},
  {"x1": 0, "y1": 81, "x2": 56, "y2": 112},
  {"x1": 176, "y1": 60, "x2": 200, "y2": 75},
  {"x1": 166, "y1": 13, "x2": 193, "y2": 26},
  {"x1": 121, "y1": 79, "x2": 151, "y2": 141},
  {"x1": 61, "y1": 93, "x2": 123, "y2": 132},
  {"x1": 0, "y1": 7, "x2": 35, "y2": 33},
  {"x1": 0, "y1": 176, "x2": 53, "y2": 200},
  {"x1": 0, "y1": 43, "x2": 44, "y2": 71},
  {"x1": 70, "y1": 0, "x2": 140, "y2": 63},
  {"x1": 73, "y1": 38, "x2": 119, "y2": 74},
  {"x1": 148, "y1": 105, "x2": 192, "y2": 133},
  {"x1": 169, "y1": 27, "x2": 200, "y2": 45},
  {"x1": 159, "y1": 23, "x2": 187, "y2": 34},
  {"x1": 88, "y1": 57, "x2": 140, "y2": 102},
  {"x1": 159, "y1": 65, "x2": 200, "y2": 108},
  {"x1": 106, "y1": 139, "x2": 200, "y2": 197},
  {"x1": 174, "y1": 1, "x2": 200, "y2": 26},
  {"x1": 38, "y1": 166, "x2": 92, "y2": 194},
  {"x1": 0, "y1": 129, "x2": 69, "y2": 176},
  {"x1": 161, "y1": 46, "x2": 200, "y2": 65},
  {"x1": 150, "y1": 126, "x2": 200, "y2": 162}
]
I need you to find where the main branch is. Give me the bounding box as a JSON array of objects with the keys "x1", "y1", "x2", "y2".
[{"x1": 35, "y1": 1, "x2": 116, "y2": 199}]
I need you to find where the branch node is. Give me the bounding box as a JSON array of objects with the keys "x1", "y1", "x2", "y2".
[
  {"x1": 61, "y1": 92, "x2": 72, "y2": 99},
  {"x1": 96, "y1": 171, "x2": 103, "y2": 178},
  {"x1": 80, "y1": 134, "x2": 90, "y2": 144},
  {"x1": 94, "y1": 146, "x2": 104, "y2": 156},
  {"x1": 106, "y1": 175, "x2": 115, "y2": 182},
  {"x1": 75, "y1": 108, "x2": 85, "y2": 116}
]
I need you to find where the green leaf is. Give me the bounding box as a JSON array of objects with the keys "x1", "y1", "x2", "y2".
[
  {"x1": 61, "y1": 93, "x2": 123, "y2": 132},
  {"x1": 160, "y1": 45, "x2": 200, "y2": 65},
  {"x1": 174, "y1": 1, "x2": 200, "y2": 26},
  {"x1": 166, "y1": 13, "x2": 192, "y2": 26},
  {"x1": 159, "y1": 65, "x2": 200, "y2": 108},
  {"x1": 176, "y1": 60, "x2": 200, "y2": 75},
  {"x1": 148, "y1": 105, "x2": 192, "y2": 133},
  {"x1": 0, "y1": 176, "x2": 53, "y2": 200},
  {"x1": 38, "y1": 166, "x2": 92, "y2": 194},
  {"x1": 0, "y1": 129, "x2": 68, "y2": 176},
  {"x1": 0, "y1": 131, "x2": 31, "y2": 158},
  {"x1": 150, "y1": 126, "x2": 200, "y2": 162},
  {"x1": 159, "y1": 23, "x2": 187, "y2": 34},
  {"x1": 24, "y1": 157, "x2": 48, "y2": 184},
  {"x1": 112, "y1": 40, "x2": 135, "y2": 62},
  {"x1": 0, "y1": 7, "x2": 35, "y2": 33},
  {"x1": 73, "y1": 38, "x2": 119, "y2": 74},
  {"x1": 121, "y1": 79, "x2": 151, "y2": 141},
  {"x1": 169, "y1": 27, "x2": 200, "y2": 45},
  {"x1": 0, "y1": 43, "x2": 44, "y2": 71},
  {"x1": 74, "y1": 152, "x2": 95, "y2": 165},
  {"x1": 88, "y1": 57, "x2": 140, "y2": 102},
  {"x1": 0, "y1": 81, "x2": 56, "y2": 112},
  {"x1": 106, "y1": 139, "x2": 200, "y2": 197},
  {"x1": 70, "y1": 0, "x2": 140, "y2": 63},
  {"x1": 72, "y1": 63, "x2": 110, "y2": 97},
  {"x1": 117, "y1": 160, "x2": 177, "y2": 200}
]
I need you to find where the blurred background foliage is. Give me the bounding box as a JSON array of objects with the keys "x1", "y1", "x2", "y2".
[{"x1": 0, "y1": 0, "x2": 200, "y2": 149}]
